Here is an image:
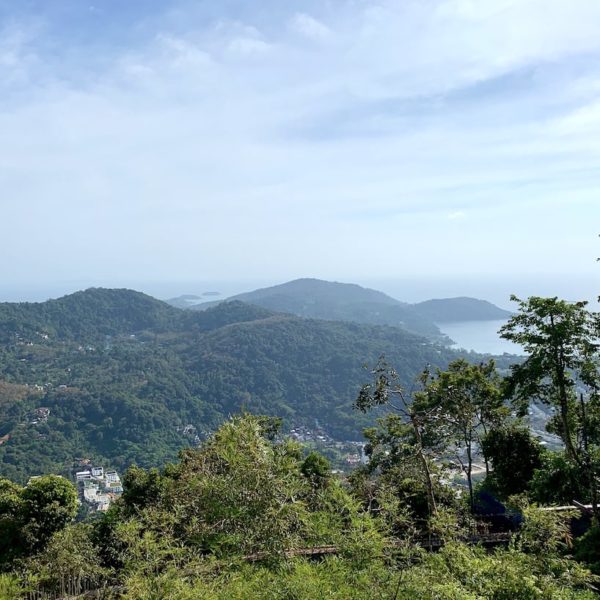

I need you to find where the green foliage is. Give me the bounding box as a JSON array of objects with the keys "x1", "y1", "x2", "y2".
[
  {"x1": 500, "y1": 296, "x2": 599, "y2": 457},
  {"x1": 511, "y1": 502, "x2": 576, "y2": 555},
  {"x1": 300, "y1": 451, "x2": 331, "y2": 488},
  {"x1": 0, "y1": 574, "x2": 22, "y2": 600},
  {"x1": 95, "y1": 416, "x2": 376, "y2": 564},
  {"x1": 501, "y1": 296, "x2": 600, "y2": 519},
  {"x1": 120, "y1": 548, "x2": 597, "y2": 600},
  {"x1": 0, "y1": 479, "x2": 23, "y2": 566},
  {"x1": 0, "y1": 475, "x2": 77, "y2": 567},
  {"x1": 481, "y1": 425, "x2": 544, "y2": 498},
  {"x1": 351, "y1": 413, "x2": 458, "y2": 534},
  {"x1": 19, "y1": 475, "x2": 78, "y2": 552},
  {"x1": 416, "y1": 359, "x2": 507, "y2": 508},
  {"x1": 574, "y1": 526, "x2": 600, "y2": 575},
  {"x1": 0, "y1": 413, "x2": 597, "y2": 599},
  {"x1": 398, "y1": 543, "x2": 595, "y2": 600},
  {"x1": 25, "y1": 524, "x2": 108, "y2": 595},
  {"x1": 121, "y1": 466, "x2": 166, "y2": 514},
  {"x1": 529, "y1": 451, "x2": 589, "y2": 505}
]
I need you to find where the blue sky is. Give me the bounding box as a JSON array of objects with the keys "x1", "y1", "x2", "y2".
[{"x1": 1, "y1": 0, "x2": 599, "y2": 300}]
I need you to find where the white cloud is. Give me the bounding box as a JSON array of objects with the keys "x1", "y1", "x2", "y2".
[
  {"x1": 554, "y1": 100, "x2": 600, "y2": 135},
  {"x1": 290, "y1": 13, "x2": 332, "y2": 41},
  {"x1": 156, "y1": 34, "x2": 213, "y2": 68},
  {"x1": 226, "y1": 36, "x2": 270, "y2": 57},
  {"x1": 0, "y1": 0, "x2": 599, "y2": 286}
]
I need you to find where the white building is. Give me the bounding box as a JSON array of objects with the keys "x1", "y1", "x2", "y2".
[
  {"x1": 76, "y1": 470, "x2": 92, "y2": 481},
  {"x1": 105, "y1": 470, "x2": 120, "y2": 483},
  {"x1": 91, "y1": 467, "x2": 104, "y2": 478}
]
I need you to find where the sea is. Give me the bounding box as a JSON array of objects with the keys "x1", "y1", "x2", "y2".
[{"x1": 436, "y1": 319, "x2": 523, "y2": 356}]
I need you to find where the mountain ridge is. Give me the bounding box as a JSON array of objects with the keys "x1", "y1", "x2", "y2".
[{"x1": 169, "y1": 278, "x2": 512, "y2": 336}]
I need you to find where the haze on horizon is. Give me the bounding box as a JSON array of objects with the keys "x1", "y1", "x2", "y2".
[{"x1": 1, "y1": 0, "x2": 599, "y2": 300}]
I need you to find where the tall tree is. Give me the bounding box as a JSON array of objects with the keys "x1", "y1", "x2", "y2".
[
  {"x1": 500, "y1": 296, "x2": 600, "y2": 514},
  {"x1": 355, "y1": 358, "x2": 442, "y2": 519},
  {"x1": 0, "y1": 475, "x2": 78, "y2": 565},
  {"x1": 417, "y1": 359, "x2": 506, "y2": 511},
  {"x1": 20, "y1": 475, "x2": 79, "y2": 553}
]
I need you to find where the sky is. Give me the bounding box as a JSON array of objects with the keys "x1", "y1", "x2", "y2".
[{"x1": 1, "y1": 0, "x2": 599, "y2": 303}]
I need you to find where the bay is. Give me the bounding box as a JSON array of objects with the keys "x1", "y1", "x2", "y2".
[{"x1": 437, "y1": 319, "x2": 524, "y2": 356}]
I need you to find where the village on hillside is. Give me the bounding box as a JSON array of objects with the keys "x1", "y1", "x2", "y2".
[{"x1": 75, "y1": 464, "x2": 123, "y2": 512}]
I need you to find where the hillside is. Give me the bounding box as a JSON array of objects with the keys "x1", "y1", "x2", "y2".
[
  {"x1": 0, "y1": 288, "x2": 180, "y2": 342},
  {"x1": 0, "y1": 289, "x2": 517, "y2": 482},
  {"x1": 189, "y1": 278, "x2": 443, "y2": 338},
  {"x1": 183, "y1": 279, "x2": 512, "y2": 338},
  {"x1": 413, "y1": 297, "x2": 513, "y2": 322}
]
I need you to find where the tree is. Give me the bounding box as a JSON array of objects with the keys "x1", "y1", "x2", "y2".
[
  {"x1": 19, "y1": 475, "x2": 78, "y2": 553},
  {"x1": 529, "y1": 450, "x2": 594, "y2": 506},
  {"x1": 416, "y1": 359, "x2": 506, "y2": 511},
  {"x1": 500, "y1": 296, "x2": 600, "y2": 514},
  {"x1": 355, "y1": 357, "x2": 443, "y2": 519},
  {"x1": 0, "y1": 478, "x2": 24, "y2": 566},
  {"x1": 350, "y1": 414, "x2": 459, "y2": 537},
  {"x1": 481, "y1": 425, "x2": 543, "y2": 498},
  {"x1": 0, "y1": 475, "x2": 78, "y2": 565},
  {"x1": 121, "y1": 466, "x2": 165, "y2": 515},
  {"x1": 117, "y1": 415, "x2": 311, "y2": 558},
  {"x1": 25, "y1": 524, "x2": 108, "y2": 597},
  {"x1": 301, "y1": 451, "x2": 331, "y2": 489}
]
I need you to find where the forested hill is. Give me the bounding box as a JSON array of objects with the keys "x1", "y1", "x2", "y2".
[
  {"x1": 188, "y1": 278, "x2": 442, "y2": 338},
  {"x1": 413, "y1": 297, "x2": 513, "y2": 322},
  {"x1": 0, "y1": 288, "x2": 179, "y2": 342},
  {"x1": 0, "y1": 289, "x2": 516, "y2": 482},
  {"x1": 181, "y1": 278, "x2": 512, "y2": 338},
  {"x1": 0, "y1": 288, "x2": 273, "y2": 342},
  {"x1": 229, "y1": 278, "x2": 401, "y2": 306}
]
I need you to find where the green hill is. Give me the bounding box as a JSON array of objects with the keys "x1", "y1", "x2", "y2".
[
  {"x1": 190, "y1": 278, "x2": 443, "y2": 338},
  {"x1": 413, "y1": 297, "x2": 513, "y2": 322},
  {"x1": 184, "y1": 279, "x2": 512, "y2": 337},
  {"x1": 0, "y1": 290, "x2": 517, "y2": 482},
  {"x1": 0, "y1": 288, "x2": 180, "y2": 342}
]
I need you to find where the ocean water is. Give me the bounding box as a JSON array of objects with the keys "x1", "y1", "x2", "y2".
[{"x1": 437, "y1": 319, "x2": 524, "y2": 356}]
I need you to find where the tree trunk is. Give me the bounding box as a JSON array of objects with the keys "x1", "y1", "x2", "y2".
[
  {"x1": 411, "y1": 416, "x2": 437, "y2": 517},
  {"x1": 550, "y1": 315, "x2": 580, "y2": 465},
  {"x1": 481, "y1": 421, "x2": 490, "y2": 477},
  {"x1": 580, "y1": 393, "x2": 599, "y2": 521},
  {"x1": 466, "y1": 439, "x2": 474, "y2": 512}
]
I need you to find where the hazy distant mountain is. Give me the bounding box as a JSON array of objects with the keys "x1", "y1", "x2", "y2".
[
  {"x1": 178, "y1": 278, "x2": 511, "y2": 339},
  {"x1": 230, "y1": 278, "x2": 401, "y2": 306},
  {"x1": 413, "y1": 297, "x2": 513, "y2": 323},
  {"x1": 185, "y1": 278, "x2": 441, "y2": 338},
  {"x1": 0, "y1": 288, "x2": 518, "y2": 482}
]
